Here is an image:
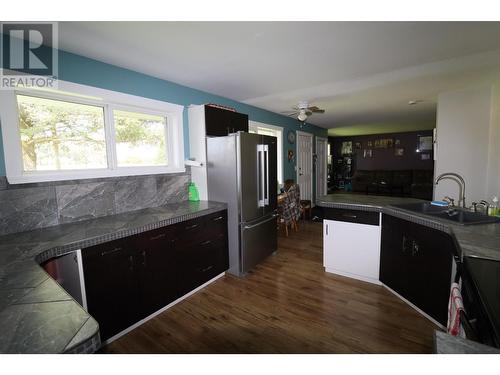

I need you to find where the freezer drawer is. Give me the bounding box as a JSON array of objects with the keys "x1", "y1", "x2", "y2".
[{"x1": 240, "y1": 214, "x2": 278, "y2": 275}]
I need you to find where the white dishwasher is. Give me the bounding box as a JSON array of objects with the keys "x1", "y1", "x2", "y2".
[{"x1": 323, "y1": 207, "x2": 381, "y2": 285}]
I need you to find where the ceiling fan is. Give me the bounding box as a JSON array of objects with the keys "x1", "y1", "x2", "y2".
[{"x1": 282, "y1": 101, "x2": 325, "y2": 121}]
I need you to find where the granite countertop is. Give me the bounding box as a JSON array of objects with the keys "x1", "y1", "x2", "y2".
[
  {"x1": 0, "y1": 200, "x2": 226, "y2": 353},
  {"x1": 317, "y1": 193, "x2": 500, "y2": 261},
  {"x1": 434, "y1": 330, "x2": 500, "y2": 354}
]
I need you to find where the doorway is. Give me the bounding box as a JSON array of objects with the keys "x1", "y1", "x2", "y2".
[
  {"x1": 296, "y1": 131, "x2": 313, "y2": 202},
  {"x1": 316, "y1": 137, "x2": 328, "y2": 198}
]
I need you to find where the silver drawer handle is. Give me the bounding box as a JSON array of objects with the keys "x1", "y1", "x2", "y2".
[
  {"x1": 185, "y1": 224, "x2": 199, "y2": 230},
  {"x1": 150, "y1": 233, "x2": 166, "y2": 241},
  {"x1": 201, "y1": 240, "x2": 212, "y2": 246},
  {"x1": 201, "y1": 265, "x2": 214, "y2": 272},
  {"x1": 342, "y1": 214, "x2": 358, "y2": 219},
  {"x1": 101, "y1": 247, "x2": 122, "y2": 256},
  {"x1": 213, "y1": 216, "x2": 224, "y2": 221}
]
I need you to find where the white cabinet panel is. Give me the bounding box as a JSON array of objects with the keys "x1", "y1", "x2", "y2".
[{"x1": 323, "y1": 216, "x2": 381, "y2": 284}]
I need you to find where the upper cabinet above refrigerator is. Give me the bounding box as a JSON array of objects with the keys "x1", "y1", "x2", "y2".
[
  {"x1": 188, "y1": 104, "x2": 250, "y2": 201},
  {"x1": 204, "y1": 105, "x2": 249, "y2": 136}
]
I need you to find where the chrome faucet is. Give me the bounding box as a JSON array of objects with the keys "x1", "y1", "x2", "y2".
[{"x1": 435, "y1": 172, "x2": 466, "y2": 208}]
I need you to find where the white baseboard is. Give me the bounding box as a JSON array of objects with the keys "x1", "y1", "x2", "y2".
[
  {"x1": 382, "y1": 283, "x2": 445, "y2": 330},
  {"x1": 103, "y1": 272, "x2": 226, "y2": 346},
  {"x1": 325, "y1": 267, "x2": 381, "y2": 285}
]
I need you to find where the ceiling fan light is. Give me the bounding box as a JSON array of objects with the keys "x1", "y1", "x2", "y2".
[{"x1": 297, "y1": 110, "x2": 308, "y2": 122}]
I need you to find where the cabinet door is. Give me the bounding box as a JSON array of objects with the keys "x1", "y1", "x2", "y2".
[
  {"x1": 82, "y1": 237, "x2": 140, "y2": 341},
  {"x1": 228, "y1": 111, "x2": 248, "y2": 133},
  {"x1": 408, "y1": 222, "x2": 453, "y2": 326},
  {"x1": 205, "y1": 106, "x2": 248, "y2": 136},
  {"x1": 324, "y1": 219, "x2": 381, "y2": 281},
  {"x1": 379, "y1": 214, "x2": 413, "y2": 299},
  {"x1": 135, "y1": 226, "x2": 178, "y2": 317}
]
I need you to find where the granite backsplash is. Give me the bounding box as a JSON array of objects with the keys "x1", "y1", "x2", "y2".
[{"x1": 0, "y1": 171, "x2": 191, "y2": 236}]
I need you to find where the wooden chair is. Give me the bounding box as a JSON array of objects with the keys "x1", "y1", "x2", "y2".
[
  {"x1": 277, "y1": 190, "x2": 299, "y2": 236},
  {"x1": 300, "y1": 199, "x2": 312, "y2": 220}
]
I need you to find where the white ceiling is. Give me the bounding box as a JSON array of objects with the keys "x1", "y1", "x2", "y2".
[{"x1": 58, "y1": 22, "x2": 500, "y2": 135}]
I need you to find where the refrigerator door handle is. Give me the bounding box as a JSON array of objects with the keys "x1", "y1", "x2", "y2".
[
  {"x1": 244, "y1": 213, "x2": 279, "y2": 229},
  {"x1": 264, "y1": 144, "x2": 269, "y2": 205},
  {"x1": 257, "y1": 144, "x2": 265, "y2": 207}
]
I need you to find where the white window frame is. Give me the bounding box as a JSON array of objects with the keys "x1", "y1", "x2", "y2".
[
  {"x1": 249, "y1": 120, "x2": 284, "y2": 185},
  {"x1": 0, "y1": 80, "x2": 185, "y2": 184}
]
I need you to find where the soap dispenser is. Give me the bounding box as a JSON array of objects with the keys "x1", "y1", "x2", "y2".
[{"x1": 188, "y1": 182, "x2": 200, "y2": 202}]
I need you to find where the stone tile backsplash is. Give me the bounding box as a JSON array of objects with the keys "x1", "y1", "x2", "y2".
[{"x1": 0, "y1": 171, "x2": 191, "y2": 236}]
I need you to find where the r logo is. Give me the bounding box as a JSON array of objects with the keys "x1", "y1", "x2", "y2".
[{"x1": 1, "y1": 23, "x2": 56, "y2": 76}]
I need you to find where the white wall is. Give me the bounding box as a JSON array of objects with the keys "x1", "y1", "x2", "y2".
[
  {"x1": 486, "y1": 82, "x2": 500, "y2": 199},
  {"x1": 434, "y1": 85, "x2": 493, "y2": 205}
]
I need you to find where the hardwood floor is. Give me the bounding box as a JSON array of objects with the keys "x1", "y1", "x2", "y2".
[{"x1": 102, "y1": 221, "x2": 438, "y2": 354}]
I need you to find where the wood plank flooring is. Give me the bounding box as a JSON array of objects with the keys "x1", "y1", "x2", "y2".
[{"x1": 102, "y1": 221, "x2": 438, "y2": 353}]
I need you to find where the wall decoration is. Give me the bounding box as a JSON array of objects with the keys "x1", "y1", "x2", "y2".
[
  {"x1": 395, "y1": 148, "x2": 404, "y2": 156},
  {"x1": 341, "y1": 141, "x2": 353, "y2": 155},
  {"x1": 367, "y1": 141, "x2": 373, "y2": 147},
  {"x1": 363, "y1": 149, "x2": 373, "y2": 158},
  {"x1": 418, "y1": 135, "x2": 433, "y2": 151},
  {"x1": 287, "y1": 149, "x2": 295, "y2": 162},
  {"x1": 287, "y1": 130, "x2": 296, "y2": 144},
  {"x1": 354, "y1": 142, "x2": 362, "y2": 150},
  {"x1": 395, "y1": 139, "x2": 401, "y2": 146},
  {"x1": 421, "y1": 153, "x2": 431, "y2": 160},
  {"x1": 375, "y1": 138, "x2": 394, "y2": 149}
]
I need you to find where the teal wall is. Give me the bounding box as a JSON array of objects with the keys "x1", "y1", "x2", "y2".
[{"x1": 0, "y1": 48, "x2": 327, "y2": 182}]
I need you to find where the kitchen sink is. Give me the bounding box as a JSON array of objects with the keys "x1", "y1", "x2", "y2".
[
  {"x1": 391, "y1": 202, "x2": 500, "y2": 225},
  {"x1": 391, "y1": 202, "x2": 450, "y2": 214}
]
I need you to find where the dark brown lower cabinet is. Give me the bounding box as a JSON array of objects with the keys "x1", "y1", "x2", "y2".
[
  {"x1": 380, "y1": 214, "x2": 456, "y2": 326},
  {"x1": 82, "y1": 210, "x2": 228, "y2": 342},
  {"x1": 82, "y1": 236, "x2": 142, "y2": 341}
]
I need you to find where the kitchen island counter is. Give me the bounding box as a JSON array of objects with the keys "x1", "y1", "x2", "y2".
[{"x1": 317, "y1": 193, "x2": 500, "y2": 261}]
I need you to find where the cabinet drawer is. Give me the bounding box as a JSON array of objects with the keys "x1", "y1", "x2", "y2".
[
  {"x1": 323, "y1": 207, "x2": 379, "y2": 226},
  {"x1": 204, "y1": 210, "x2": 227, "y2": 240},
  {"x1": 177, "y1": 237, "x2": 228, "y2": 294},
  {"x1": 83, "y1": 236, "x2": 136, "y2": 260},
  {"x1": 173, "y1": 216, "x2": 206, "y2": 246}
]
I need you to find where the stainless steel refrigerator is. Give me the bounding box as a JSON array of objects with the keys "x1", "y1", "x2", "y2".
[{"x1": 207, "y1": 132, "x2": 278, "y2": 276}]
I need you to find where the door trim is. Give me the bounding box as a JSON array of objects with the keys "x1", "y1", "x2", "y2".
[
  {"x1": 315, "y1": 136, "x2": 328, "y2": 200},
  {"x1": 296, "y1": 130, "x2": 314, "y2": 204}
]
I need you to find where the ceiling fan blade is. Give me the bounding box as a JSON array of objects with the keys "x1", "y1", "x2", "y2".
[
  {"x1": 311, "y1": 109, "x2": 325, "y2": 114},
  {"x1": 308, "y1": 106, "x2": 320, "y2": 111},
  {"x1": 281, "y1": 110, "x2": 299, "y2": 116}
]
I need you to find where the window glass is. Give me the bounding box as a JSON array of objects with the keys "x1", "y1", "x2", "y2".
[
  {"x1": 17, "y1": 94, "x2": 107, "y2": 171},
  {"x1": 114, "y1": 110, "x2": 167, "y2": 167}
]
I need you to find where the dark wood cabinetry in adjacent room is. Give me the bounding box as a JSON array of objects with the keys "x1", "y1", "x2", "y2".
[
  {"x1": 379, "y1": 214, "x2": 455, "y2": 326},
  {"x1": 81, "y1": 210, "x2": 228, "y2": 341},
  {"x1": 204, "y1": 105, "x2": 248, "y2": 136}
]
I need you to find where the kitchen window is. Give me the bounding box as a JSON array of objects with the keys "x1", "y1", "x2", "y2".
[
  {"x1": 0, "y1": 80, "x2": 185, "y2": 183},
  {"x1": 249, "y1": 121, "x2": 283, "y2": 184}
]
